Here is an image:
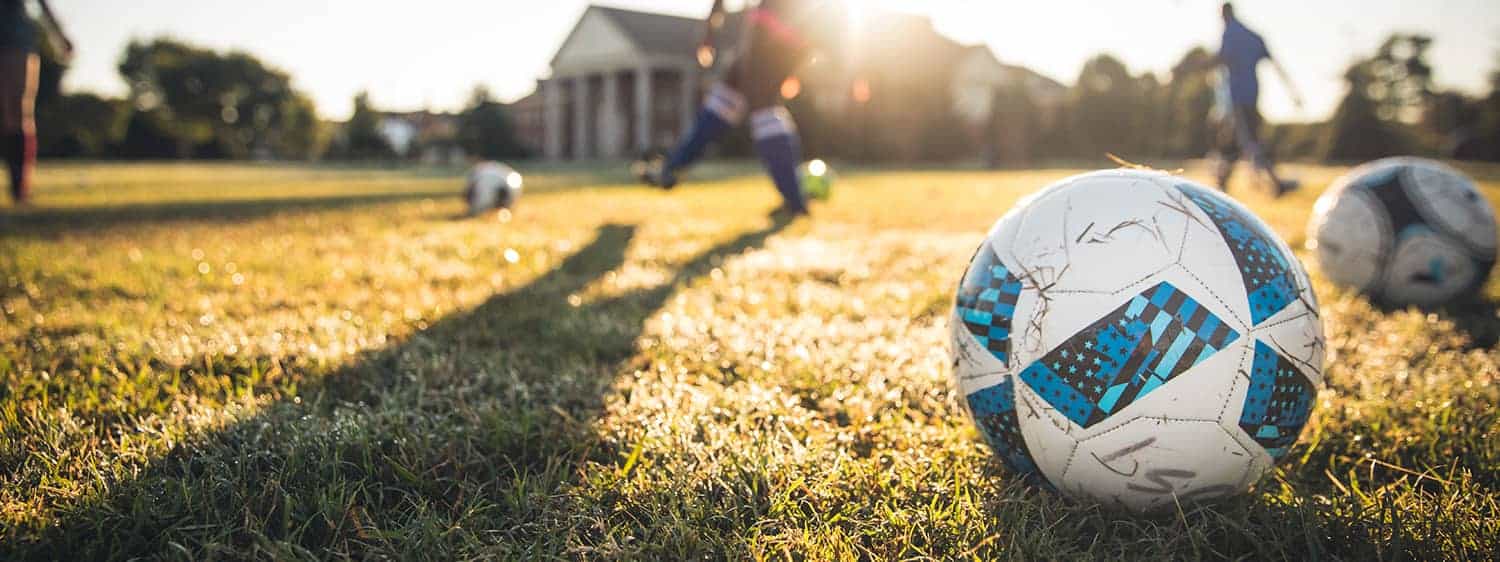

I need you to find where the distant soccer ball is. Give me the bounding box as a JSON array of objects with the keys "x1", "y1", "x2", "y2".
[
  {"x1": 950, "y1": 169, "x2": 1324, "y2": 511},
  {"x1": 800, "y1": 159, "x2": 834, "y2": 201},
  {"x1": 1308, "y1": 158, "x2": 1496, "y2": 307},
  {"x1": 466, "y1": 161, "x2": 523, "y2": 216}
]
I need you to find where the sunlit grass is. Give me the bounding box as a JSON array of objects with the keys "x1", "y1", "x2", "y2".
[{"x1": 1, "y1": 160, "x2": 1497, "y2": 560}]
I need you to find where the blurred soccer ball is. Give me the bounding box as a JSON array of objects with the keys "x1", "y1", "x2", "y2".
[
  {"x1": 800, "y1": 159, "x2": 833, "y2": 201},
  {"x1": 950, "y1": 170, "x2": 1324, "y2": 511},
  {"x1": 467, "y1": 161, "x2": 523, "y2": 216},
  {"x1": 1308, "y1": 158, "x2": 1497, "y2": 307}
]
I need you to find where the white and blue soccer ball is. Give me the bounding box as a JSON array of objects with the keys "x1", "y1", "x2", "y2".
[
  {"x1": 950, "y1": 169, "x2": 1324, "y2": 511},
  {"x1": 466, "y1": 161, "x2": 523, "y2": 216},
  {"x1": 1308, "y1": 158, "x2": 1497, "y2": 307}
]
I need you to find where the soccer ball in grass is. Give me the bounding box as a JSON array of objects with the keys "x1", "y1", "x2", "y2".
[
  {"x1": 949, "y1": 169, "x2": 1324, "y2": 511},
  {"x1": 800, "y1": 159, "x2": 834, "y2": 201},
  {"x1": 466, "y1": 161, "x2": 523, "y2": 216},
  {"x1": 1307, "y1": 158, "x2": 1497, "y2": 307}
]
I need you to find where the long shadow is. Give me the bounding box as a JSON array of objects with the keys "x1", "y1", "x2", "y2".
[
  {"x1": 15, "y1": 217, "x2": 791, "y2": 559},
  {"x1": 1368, "y1": 292, "x2": 1500, "y2": 351},
  {"x1": 1441, "y1": 294, "x2": 1500, "y2": 350},
  {"x1": 0, "y1": 191, "x2": 447, "y2": 238},
  {"x1": 0, "y1": 164, "x2": 772, "y2": 238}
]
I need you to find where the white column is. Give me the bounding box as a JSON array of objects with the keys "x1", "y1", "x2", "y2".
[
  {"x1": 679, "y1": 66, "x2": 697, "y2": 138},
  {"x1": 600, "y1": 72, "x2": 622, "y2": 158},
  {"x1": 543, "y1": 79, "x2": 563, "y2": 160},
  {"x1": 572, "y1": 75, "x2": 590, "y2": 160},
  {"x1": 634, "y1": 66, "x2": 653, "y2": 152}
]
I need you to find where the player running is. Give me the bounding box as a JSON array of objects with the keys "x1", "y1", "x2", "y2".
[
  {"x1": 0, "y1": 0, "x2": 70, "y2": 206},
  {"x1": 1186, "y1": 3, "x2": 1303, "y2": 196},
  {"x1": 638, "y1": 0, "x2": 829, "y2": 217}
]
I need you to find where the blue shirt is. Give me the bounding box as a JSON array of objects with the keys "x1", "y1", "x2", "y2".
[{"x1": 1220, "y1": 19, "x2": 1269, "y2": 106}]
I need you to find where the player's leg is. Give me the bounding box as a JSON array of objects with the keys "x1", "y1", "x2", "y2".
[
  {"x1": 647, "y1": 75, "x2": 749, "y2": 189},
  {"x1": 741, "y1": 10, "x2": 810, "y2": 214},
  {"x1": 749, "y1": 105, "x2": 806, "y2": 214},
  {"x1": 0, "y1": 48, "x2": 34, "y2": 205},
  {"x1": 1233, "y1": 105, "x2": 1296, "y2": 196},
  {"x1": 1214, "y1": 114, "x2": 1240, "y2": 191}
]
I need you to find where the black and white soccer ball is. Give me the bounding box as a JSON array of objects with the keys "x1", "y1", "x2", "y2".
[
  {"x1": 466, "y1": 161, "x2": 523, "y2": 216},
  {"x1": 950, "y1": 170, "x2": 1324, "y2": 511},
  {"x1": 1308, "y1": 158, "x2": 1496, "y2": 307}
]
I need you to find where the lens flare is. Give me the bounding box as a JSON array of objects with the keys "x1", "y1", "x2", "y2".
[
  {"x1": 851, "y1": 79, "x2": 872, "y2": 104},
  {"x1": 781, "y1": 76, "x2": 802, "y2": 100}
]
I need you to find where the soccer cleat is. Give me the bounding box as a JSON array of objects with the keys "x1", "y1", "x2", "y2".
[
  {"x1": 633, "y1": 157, "x2": 677, "y2": 191},
  {"x1": 767, "y1": 204, "x2": 809, "y2": 220},
  {"x1": 1274, "y1": 178, "x2": 1301, "y2": 198}
]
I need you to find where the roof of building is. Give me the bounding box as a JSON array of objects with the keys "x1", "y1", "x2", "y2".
[
  {"x1": 593, "y1": 5, "x2": 703, "y2": 57},
  {"x1": 549, "y1": 4, "x2": 744, "y2": 71},
  {"x1": 547, "y1": 5, "x2": 1064, "y2": 99}
]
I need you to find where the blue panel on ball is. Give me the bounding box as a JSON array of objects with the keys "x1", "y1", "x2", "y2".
[
  {"x1": 1238, "y1": 341, "x2": 1315, "y2": 460},
  {"x1": 1177, "y1": 183, "x2": 1300, "y2": 325},
  {"x1": 1018, "y1": 282, "x2": 1240, "y2": 429},
  {"x1": 965, "y1": 376, "x2": 1038, "y2": 475},
  {"x1": 956, "y1": 245, "x2": 1024, "y2": 365},
  {"x1": 1355, "y1": 166, "x2": 1424, "y2": 241}
]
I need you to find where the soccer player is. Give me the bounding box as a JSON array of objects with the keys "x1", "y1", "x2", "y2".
[
  {"x1": 639, "y1": 0, "x2": 823, "y2": 217},
  {"x1": 0, "y1": 0, "x2": 70, "y2": 206},
  {"x1": 1196, "y1": 3, "x2": 1303, "y2": 196}
]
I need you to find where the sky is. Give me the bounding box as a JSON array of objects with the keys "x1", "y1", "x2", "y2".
[{"x1": 53, "y1": 0, "x2": 1500, "y2": 122}]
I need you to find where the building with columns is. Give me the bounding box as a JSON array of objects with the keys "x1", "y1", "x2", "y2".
[
  {"x1": 540, "y1": 6, "x2": 709, "y2": 160},
  {"x1": 529, "y1": 4, "x2": 1066, "y2": 165}
]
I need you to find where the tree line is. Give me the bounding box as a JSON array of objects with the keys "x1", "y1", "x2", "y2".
[
  {"x1": 782, "y1": 33, "x2": 1500, "y2": 165},
  {"x1": 37, "y1": 37, "x2": 526, "y2": 162}
]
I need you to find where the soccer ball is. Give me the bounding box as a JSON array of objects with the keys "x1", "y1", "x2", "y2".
[
  {"x1": 950, "y1": 169, "x2": 1324, "y2": 511},
  {"x1": 1307, "y1": 158, "x2": 1496, "y2": 307},
  {"x1": 800, "y1": 159, "x2": 834, "y2": 201},
  {"x1": 466, "y1": 161, "x2": 523, "y2": 216}
]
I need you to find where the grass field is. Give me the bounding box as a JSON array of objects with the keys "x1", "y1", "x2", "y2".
[{"x1": 2, "y1": 160, "x2": 1498, "y2": 560}]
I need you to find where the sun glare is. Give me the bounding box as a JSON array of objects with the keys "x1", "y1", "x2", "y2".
[{"x1": 842, "y1": 0, "x2": 869, "y2": 37}]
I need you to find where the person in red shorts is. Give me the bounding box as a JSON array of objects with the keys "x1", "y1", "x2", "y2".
[{"x1": 0, "y1": 0, "x2": 71, "y2": 206}]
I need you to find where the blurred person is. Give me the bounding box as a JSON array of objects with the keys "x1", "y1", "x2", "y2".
[
  {"x1": 1184, "y1": 3, "x2": 1303, "y2": 196},
  {"x1": 0, "y1": 0, "x2": 69, "y2": 206},
  {"x1": 639, "y1": 0, "x2": 832, "y2": 217}
]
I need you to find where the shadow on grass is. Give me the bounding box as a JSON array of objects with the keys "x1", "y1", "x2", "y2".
[
  {"x1": 2, "y1": 162, "x2": 770, "y2": 239},
  {"x1": 11, "y1": 216, "x2": 791, "y2": 559},
  {"x1": 0, "y1": 191, "x2": 448, "y2": 238},
  {"x1": 1442, "y1": 294, "x2": 1500, "y2": 350},
  {"x1": 1369, "y1": 290, "x2": 1500, "y2": 351}
]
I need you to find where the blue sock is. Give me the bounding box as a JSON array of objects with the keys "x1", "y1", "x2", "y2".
[
  {"x1": 665, "y1": 83, "x2": 746, "y2": 174},
  {"x1": 751, "y1": 107, "x2": 807, "y2": 212}
]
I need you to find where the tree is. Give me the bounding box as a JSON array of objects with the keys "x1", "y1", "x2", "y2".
[
  {"x1": 1162, "y1": 47, "x2": 1219, "y2": 158},
  {"x1": 33, "y1": 38, "x2": 127, "y2": 158},
  {"x1": 1322, "y1": 59, "x2": 1410, "y2": 161},
  {"x1": 37, "y1": 93, "x2": 128, "y2": 158},
  {"x1": 1462, "y1": 52, "x2": 1500, "y2": 161},
  {"x1": 1363, "y1": 34, "x2": 1435, "y2": 124},
  {"x1": 1067, "y1": 54, "x2": 1153, "y2": 161},
  {"x1": 335, "y1": 91, "x2": 392, "y2": 160},
  {"x1": 117, "y1": 108, "x2": 181, "y2": 159},
  {"x1": 1320, "y1": 34, "x2": 1434, "y2": 161},
  {"x1": 456, "y1": 86, "x2": 525, "y2": 160},
  {"x1": 117, "y1": 38, "x2": 320, "y2": 159}
]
